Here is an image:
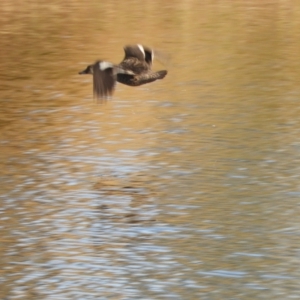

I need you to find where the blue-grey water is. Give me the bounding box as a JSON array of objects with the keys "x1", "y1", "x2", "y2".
[{"x1": 1, "y1": 1, "x2": 300, "y2": 299}]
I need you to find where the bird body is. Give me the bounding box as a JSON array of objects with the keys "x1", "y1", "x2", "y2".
[{"x1": 79, "y1": 44, "x2": 167, "y2": 100}]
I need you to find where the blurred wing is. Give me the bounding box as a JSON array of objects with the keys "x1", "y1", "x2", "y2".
[
  {"x1": 142, "y1": 46, "x2": 154, "y2": 65},
  {"x1": 142, "y1": 45, "x2": 171, "y2": 67},
  {"x1": 152, "y1": 49, "x2": 171, "y2": 67},
  {"x1": 93, "y1": 62, "x2": 116, "y2": 101}
]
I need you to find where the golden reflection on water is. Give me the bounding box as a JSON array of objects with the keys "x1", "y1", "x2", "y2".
[{"x1": 1, "y1": 1, "x2": 300, "y2": 299}]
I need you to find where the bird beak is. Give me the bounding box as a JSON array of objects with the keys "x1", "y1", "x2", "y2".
[{"x1": 78, "y1": 66, "x2": 90, "y2": 75}]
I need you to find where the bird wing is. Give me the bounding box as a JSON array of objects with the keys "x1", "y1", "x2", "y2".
[
  {"x1": 142, "y1": 45, "x2": 154, "y2": 65},
  {"x1": 93, "y1": 61, "x2": 116, "y2": 101}
]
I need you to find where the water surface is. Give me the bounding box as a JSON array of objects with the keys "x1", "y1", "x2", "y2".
[{"x1": 1, "y1": 1, "x2": 300, "y2": 299}]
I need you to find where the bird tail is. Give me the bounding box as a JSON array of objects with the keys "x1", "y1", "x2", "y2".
[
  {"x1": 129, "y1": 70, "x2": 168, "y2": 86},
  {"x1": 156, "y1": 70, "x2": 167, "y2": 80}
]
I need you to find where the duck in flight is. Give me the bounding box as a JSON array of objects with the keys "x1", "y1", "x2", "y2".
[{"x1": 79, "y1": 44, "x2": 168, "y2": 100}]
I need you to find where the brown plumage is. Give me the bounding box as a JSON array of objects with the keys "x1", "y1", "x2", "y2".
[{"x1": 79, "y1": 44, "x2": 168, "y2": 100}]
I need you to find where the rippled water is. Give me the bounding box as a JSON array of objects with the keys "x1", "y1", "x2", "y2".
[{"x1": 1, "y1": 1, "x2": 300, "y2": 299}]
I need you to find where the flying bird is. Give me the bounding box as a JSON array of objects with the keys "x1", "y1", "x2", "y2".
[{"x1": 79, "y1": 44, "x2": 168, "y2": 100}]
